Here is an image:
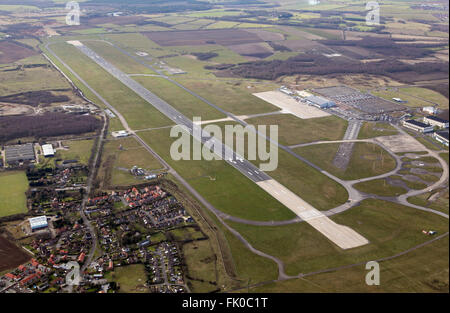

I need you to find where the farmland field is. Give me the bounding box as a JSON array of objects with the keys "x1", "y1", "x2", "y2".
[
  {"x1": 0, "y1": 236, "x2": 31, "y2": 273},
  {"x1": 0, "y1": 171, "x2": 28, "y2": 217}
]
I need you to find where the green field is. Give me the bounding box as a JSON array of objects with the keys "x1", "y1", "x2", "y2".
[
  {"x1": 294, "y1": 142, "x2": 397, "y2": 180},
  {"x1": 399, "y1": 87, "x2": 449, "y2": 109},
  {"x1": 358, "y1": 122, "x2": 398, "y2": 139},
  {"x1": 249, "y1": 236, "x2": 449, "y2": 292},
  {"x1": 0, "y1": 56, "x2": 70, "y2": 96},
  {"x1": 408, "y1": 189, "x2": 449, "y2": 215},
  {"x1": 246, "y1": 114, "x2": 348, "y2": 146},
  {"x1": 133, "y1": 76, "x2": 226, "y2": 120},
  {"x1": 56, "y1": 139, "x2": 94, "y2": 165},
  {"x1": 183, "y1": 240, "x2": 219, "y2": 292},
  {"x1": 228, "y1": 199, "x2": 449, "y2": 277},
  {"x1": 105, "y1": 264, "x2": 149, "y2": 293},
  {"x1": 372, "y1": 89, "x2": 438, "y2": 108},
  {"x1": 174, "y1": 78, "x2": 280, "y2": 115},
  {"x1": 354, "y1": 178, "x2": 407, "y2": 196},
  {"x1": 98, "y1": 137, "x2": 163, "y2": 187},
  {"x1": 0, "y1": 171, "x2": 28, "y2": 217}
]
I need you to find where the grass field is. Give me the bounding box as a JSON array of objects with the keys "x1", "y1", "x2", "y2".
[
  {"x1": 354, "y1": 178, "x2": 407, "y2": 196},
  {"x1": 133, "y1": 76, "x2": 226, "y2": 121},
  {"x1": 183, "y1": 240, "x2": 219, "y2": 292},
  {"x1": 0, "y1": 171, "x2": 28, "y2": 217},
  {"x1": 399, "y1": 87, "x2": 449, "y2": 109},
  {"x1": 174, "y1": 78, "x2": 280, "y2": 116},
  {"x1": 245, "y1": 114, "x2": 348, "y2": 146},
  {"x1": 294, "y1": 142, "x2": 397, "y2": 180},
  {"x1": 98, "y1": 137, "x2": 163, "y2": 188},
  {"x1": 228, "y1": 199, "x2": 449, "y2": 277},
  {"x1": 408, "y1": 189, "x2": 449, "y2": 215},
  {"x1": 0, "y1": 56, "x2": 70, "y2": 96},
  {"x1": 249, "y1": 235, "x2": 449, "y2": 292},
  {"x1": 440, "y1": 153, "x2": 449, "y2": 165},
  {"x1": 105, "y1": 264, "x2": 149, "y2": 293},
  {"x1": 358, "y1": 122, "x2": 398, "y2": 139},
  {"x1": 372, "y1": 89, "x2": 437, "y2": 108},
  {"x1": 56, "y1": 139, "x2": 94, "y2": 165}
]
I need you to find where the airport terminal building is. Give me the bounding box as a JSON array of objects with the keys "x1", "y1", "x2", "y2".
[{"x1": 305, "y1": 95, "x2": 336, "y2": 109}]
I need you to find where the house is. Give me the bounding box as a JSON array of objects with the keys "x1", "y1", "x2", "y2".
[
  {"x1": 402, "y1": 119, "x2": 434, "y2": 133},
  {"x1": 423, "y1": 116, "x2": 449, "y2": 129},
  {"x1": 77, "y1": 252, "x2": 86, "y2": 263}
]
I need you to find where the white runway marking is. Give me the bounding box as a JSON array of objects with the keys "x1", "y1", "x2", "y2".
[{"x1": 257, "y1": 179, "x2": 369, "y2": 249}]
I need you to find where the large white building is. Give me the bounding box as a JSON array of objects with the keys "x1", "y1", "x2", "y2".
[
  {"x1": 402, "y1": 119, "x2": 434, "y2": 133},
  {"x1": 29, "y1": 216, "x2": 48, "y2": 231},
  {"x1": 41, "y1": 144, "x2": 54, "y2": 157},
  {"x1": 423, "y1": 116, "x2": 449, "y2": 129}
]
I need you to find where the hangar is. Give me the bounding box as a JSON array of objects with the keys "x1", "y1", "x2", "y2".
[
  {"x1": 305, "y1": 95, "x2": 336, "y2": 109},
  {"x1": 5, "y1": 143, "x2": 36, "y2": 165},
  {"x1": 402, "y1": 119, "x2": 434, "y2": 133}
]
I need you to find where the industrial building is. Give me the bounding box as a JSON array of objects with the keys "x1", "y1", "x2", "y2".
[
  {"x1": 29, "y1": 216, "x2": 48, "y2": 231},
  {"x1": 423, "y1": 116, "x2": 449, "y2": 129},
  {"x1": 433, "y1": 131, "x2": 449, "y2": 147},
  {"x1": 305, "y1": 95, "x2": 336, "y2": 109},
  {"x1": 402, "y1": 119, "x2": 434, "y2": 133},
  {"x1": 5, "y1": 143, "x2": 36, "y2": 165},
  {"x1": 41, "y1": 144, "x2": 55, "y2": 158}
]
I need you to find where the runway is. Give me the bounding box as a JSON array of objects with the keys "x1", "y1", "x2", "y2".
[{"x1": 67, "y1": 40, "x2": 369, "y2": 249}]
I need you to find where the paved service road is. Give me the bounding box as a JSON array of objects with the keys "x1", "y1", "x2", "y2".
[{"x1": 67, "y1": 40, "x2": 369, "y2": 250}]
